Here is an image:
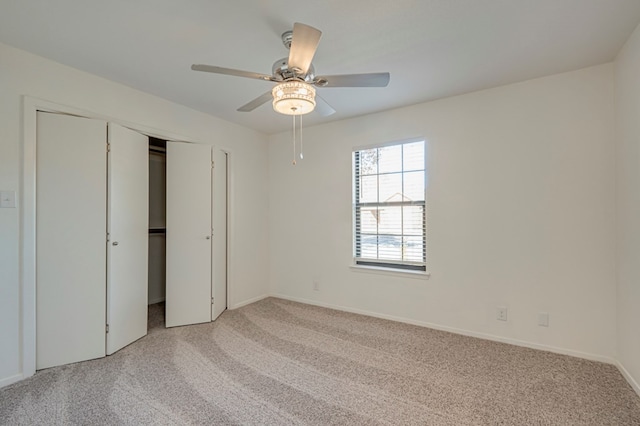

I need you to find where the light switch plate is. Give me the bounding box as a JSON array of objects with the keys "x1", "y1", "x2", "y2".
[{"x1": 0, "y1": 190, "x2": 16, "y2": 208}]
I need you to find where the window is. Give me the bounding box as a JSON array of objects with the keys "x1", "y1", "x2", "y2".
[{"x1": 353, "y1": 140, "x2": 426, "y2": 272}]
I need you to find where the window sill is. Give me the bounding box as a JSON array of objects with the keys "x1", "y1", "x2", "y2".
[{"x1": 349, "y1": 264, "x2": 431, "y2": 280}]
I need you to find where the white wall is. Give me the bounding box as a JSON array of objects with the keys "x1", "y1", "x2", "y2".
[
  {"x1": 615, "y1": 23, "x2": 640, "y2": 393},
  {"x1": 0, "y1": 42, "x2": 270, "y2": 386},
  {"x1": 269, "y1": 64, "x2": 617, "y2": 361}
]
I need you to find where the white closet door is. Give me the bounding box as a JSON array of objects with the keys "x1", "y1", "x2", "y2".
[
  {"x1": 106, "y1": 123, "x2": 149, "y2": 355},
  {"x1": 212, "y1": 149, "x2": 228, "y2": 321},
  {"x1": 166, "y1": 142, "x2": 212, "y2": 327},
  {"x1": 36, "y1": 112, "x2": 107, "y2": 370}
]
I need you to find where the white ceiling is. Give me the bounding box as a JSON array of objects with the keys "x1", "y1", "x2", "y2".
[{"x1": 1, "y1": 0, "x2": 639, "y2": 135}]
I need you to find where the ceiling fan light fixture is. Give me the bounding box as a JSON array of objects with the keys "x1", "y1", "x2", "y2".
[{"x1": 272, "y1": 81, "x2": 316, "y2": 115}]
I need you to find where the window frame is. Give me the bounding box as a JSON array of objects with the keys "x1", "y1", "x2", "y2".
[{"x1": 352, "y1": 138, "x2": 427, "y2": 274}]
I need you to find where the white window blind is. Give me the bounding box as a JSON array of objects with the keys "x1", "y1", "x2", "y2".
[{"x1": 353, "y1": 140, "x2": 426, "y2": 271}]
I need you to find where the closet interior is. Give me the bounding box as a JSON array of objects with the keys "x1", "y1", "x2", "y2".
[{"x1": 148, "y1": 137, "x2": 167, "y2": 318}]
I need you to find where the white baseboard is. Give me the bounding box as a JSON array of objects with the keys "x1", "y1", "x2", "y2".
[
  {"x1": 0, "y1": 373, "x2": 24, "y2": 389},
  {"x1": 616, "y1": 361, "x2": 640, "y2": 397},
  {"x1": 229, "y1": 294, "x2": 269, "y2": 310},
  {"x1": 270, "y1": 293, "x2": 616, "y2": 365}
]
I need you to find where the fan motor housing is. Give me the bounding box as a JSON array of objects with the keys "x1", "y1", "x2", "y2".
[{"x1": 272, "y1": 57, "x2": 315, "y2": 82}]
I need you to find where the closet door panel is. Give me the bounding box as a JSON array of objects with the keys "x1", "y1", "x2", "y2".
[
  {"x1": 36, "y1": 112, "x2": 107, "y2": 370},
  {"x1": 212, "y1": 149, "x2": 228, "y2": 321},
  {"x1": 106, "y1": 123, "x2": 149, "y2": 355},
  {"x1": 166, "y1": 142, "x2": 212, "y2": 327}
]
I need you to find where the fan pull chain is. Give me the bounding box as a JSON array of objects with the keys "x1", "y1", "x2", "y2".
[
  {"x1": 299, "y1": 114, "x2": 304, "y2": 160},
  {"x1": 290, "y1": 109, "x2": 305, "y2": 165},
  {"x1": 292, "y1": 113, "x2": 297, "y2": 165}
]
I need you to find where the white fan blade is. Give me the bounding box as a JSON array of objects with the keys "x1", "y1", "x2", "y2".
[
  {"x1": 288, "y1": 23, "x2": 322, "y2": 76},
  {"x1": 315, "y1": 72, "x2": 390, "y2": 87},
  {"x1": 315, "y1": 94, "x2": 336, "y2": 116},
  {"x1": 191, "y1": 64, "x2": 275, "y2": 82},
  {"x1": 237, "y1": 91, "x2": 273, "y2": 112}
]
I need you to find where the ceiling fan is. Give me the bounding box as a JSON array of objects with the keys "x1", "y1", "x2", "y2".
[{"x1": 191, "y1": 22, "x2": 390, "y2": 117}]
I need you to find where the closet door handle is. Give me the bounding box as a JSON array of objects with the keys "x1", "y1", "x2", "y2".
[
  {"x1": 205, "y1": 236, "x2": 211, "y2": 240},
  {"x1": 112, "y1": 241, "x2": 119, "y2": 246}
]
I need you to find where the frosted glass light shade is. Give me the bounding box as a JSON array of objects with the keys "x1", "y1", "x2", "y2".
[{"x1": 272, "y1": 81, "x2": 316, "y2": 115}]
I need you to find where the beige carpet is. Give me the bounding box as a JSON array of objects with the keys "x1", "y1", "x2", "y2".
[{"x1": 1, "y1": 297, "x2": 639, "y2": 425}]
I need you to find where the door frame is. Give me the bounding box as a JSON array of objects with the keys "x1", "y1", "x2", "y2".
[{"x1": 21, "y1": 96, "x2": 234, "y2": 379}]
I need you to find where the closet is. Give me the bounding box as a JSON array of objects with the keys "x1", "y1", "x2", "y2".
[{"x1": 35, "y1": 112, "x2": 228, "y2": 370}]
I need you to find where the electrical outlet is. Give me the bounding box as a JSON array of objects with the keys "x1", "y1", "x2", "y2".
[
  {"x1": 313, "y1": 280, "x2": 320, "y2": 291},
  {"x1": 497, "y1": 306, "x2": 508, "y2": 321},
  {"x1": 538, "y1": 312, "x2": 549, "y2": 327}
]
